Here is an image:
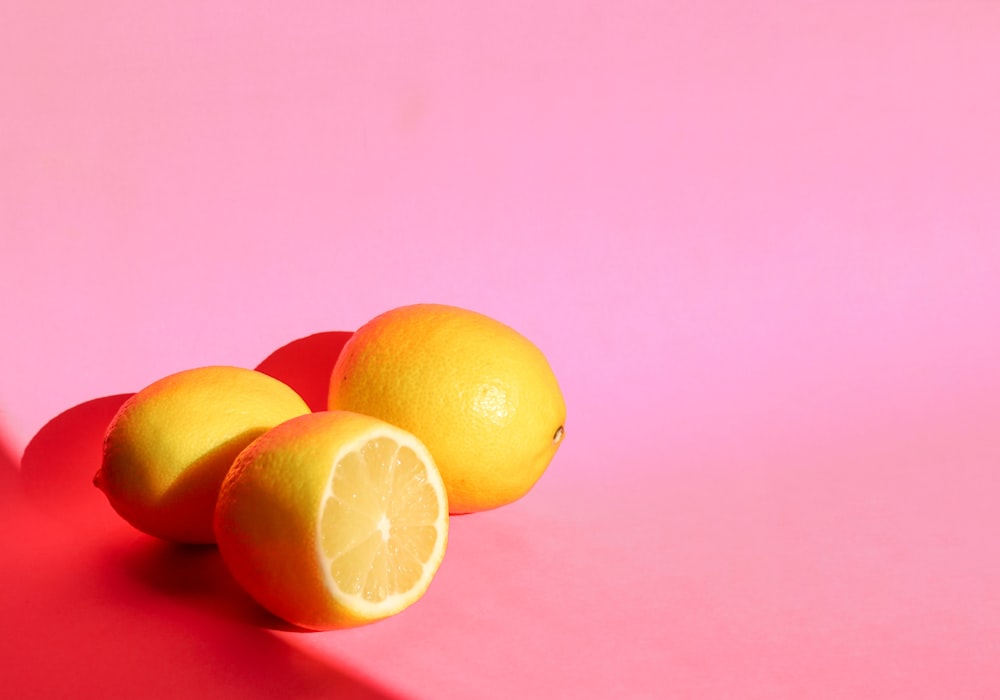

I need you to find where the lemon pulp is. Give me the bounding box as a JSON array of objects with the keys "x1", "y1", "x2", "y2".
[{"x1": 319, "y1": 436, "x2": 444, "y2": 616}]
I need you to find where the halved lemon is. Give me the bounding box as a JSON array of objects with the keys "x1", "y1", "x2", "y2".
[{"x1": 214, "y1": 410, "x2": 449, "y2": 630}]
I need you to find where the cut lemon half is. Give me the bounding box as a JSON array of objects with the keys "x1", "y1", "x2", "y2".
[{"x1": 214, "y1": 411, "x2": 449, "y2": 630}]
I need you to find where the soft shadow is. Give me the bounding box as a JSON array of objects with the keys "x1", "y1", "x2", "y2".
[
  {"x1": 107, "y1": 539, "x2": 406, "y2": 697},
  {"x1": 20, "y1": 394, "x2": 133, "y2": 517},
  {"x1": 0, "y1": 421, "x2": 21, "y2": 506},
  {"x1": 77, "y1": 536, "x2": 403, "y2": 699},
  {"x1": 114, "y1": 537, "x2": 303, "y2": 632},
  {"x1": 256, "y1": 331, "x2": 353, "y2": 412}
]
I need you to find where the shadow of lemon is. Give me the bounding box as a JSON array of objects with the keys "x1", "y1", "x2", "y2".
[
  {"x1": 256, "y1": 331, "x2": 353, "y2": 412},
  {"x1": 19, "y1": 394, "x2": 133, "y2": 519}
]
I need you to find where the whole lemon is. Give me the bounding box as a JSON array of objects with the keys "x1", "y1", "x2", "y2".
[
  {"x1": 214, "y1": 410, "x2": 449, "y2": 630},
  {"x1": 328, "y1": 304, "x2": 566, "y2": 513},
  {"x1": 95, "y1": 366, "x2": 311, "y2": 543}
]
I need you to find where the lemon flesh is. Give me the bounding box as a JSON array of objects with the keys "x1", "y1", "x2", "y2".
[{"x1": 320, "y1": 436, "x2": 444, "y2": 616}]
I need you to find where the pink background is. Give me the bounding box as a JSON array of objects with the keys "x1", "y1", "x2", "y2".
[{"x1": 3, "y1": 2, "x2": 1000, "y2": 697}]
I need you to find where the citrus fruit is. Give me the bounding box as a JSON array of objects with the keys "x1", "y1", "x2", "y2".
[
  {"x1": 213, "y1": 410, "x2": 449, "y2": 630},
  {"x1": 328, "y1": 303, "x2": 566, "y2": 514},
  {"x1": 95, "y1": 366, "x2": 311, "y2": 543}
]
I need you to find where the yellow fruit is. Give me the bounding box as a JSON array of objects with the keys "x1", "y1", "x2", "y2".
[
  {"x1": 328, "y1": 304, "x2": 566, "y2": 514},
  {"x1": 213, "y1": 410, "x2": 449, "y2": 630},
  {"x1": 95, "y1": 366, "x2": 311, "y2": 543}
]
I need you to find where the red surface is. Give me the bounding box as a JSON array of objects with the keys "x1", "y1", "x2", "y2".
[{"x1": 3, "y1": 2, "x2": 1000, "y2": 697}]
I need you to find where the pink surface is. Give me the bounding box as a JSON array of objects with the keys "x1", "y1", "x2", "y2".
[{"x1": 3, "y1": 2, "x2": 1000, "y2": 697}]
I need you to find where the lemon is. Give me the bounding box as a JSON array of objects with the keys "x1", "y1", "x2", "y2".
[
  {"x1": 95, "y1": 366, "x2": 311, "y2": 543},
  {"x1": 328, "y1": 304, "x2": 566, "y2": 514},
  {"x1": 213, "y1": 410, "x2": 449, "y2": 630}
]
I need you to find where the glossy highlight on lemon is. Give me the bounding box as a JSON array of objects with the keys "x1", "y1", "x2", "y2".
[
  {"x1": 95, "y1": 366, "x2": 311, "y2": 543},
  {"x1": 328, "y1": 303, "x2": 566, "y2": 514},
  {"x1": 214, "y1": 410, "x2": 449, "y2": 630}
]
